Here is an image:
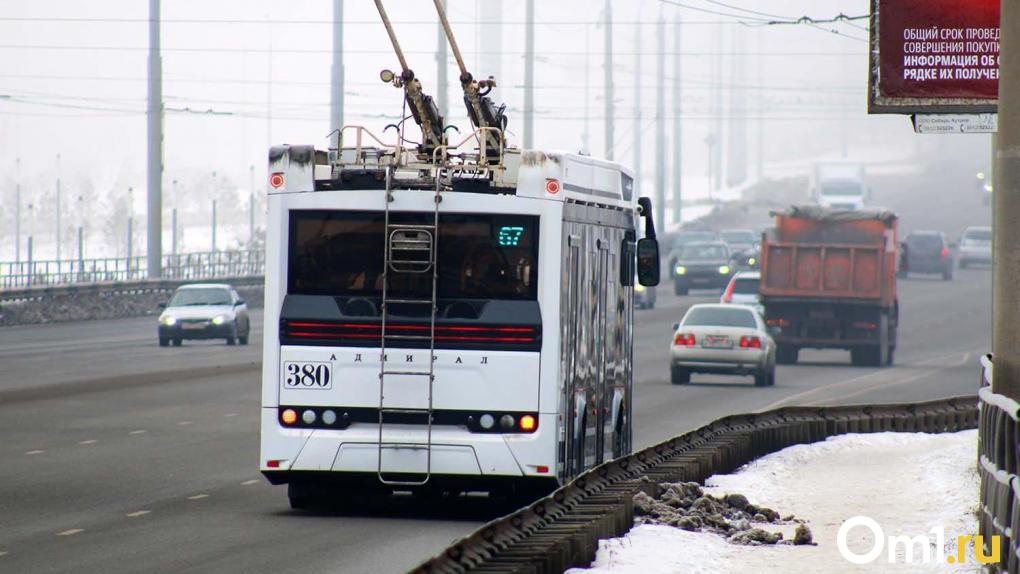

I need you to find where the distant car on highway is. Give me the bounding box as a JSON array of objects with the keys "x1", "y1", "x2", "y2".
[
  {"x1": 158, "y1": 283, "x2": 251, "y2": 347},
  {"x1": 958, "y1": 226, "x2": 992, "y2": 268},
  {"x1": 719, "y1": 229, "x2": 758, "y2": 256},
  {"x1": 720, "y1": 271, "x2": 764, "y2": 316},
  {"x1": 669, "y1": 303, "x2": 776, "y2": 386},
  {"x1": 666, "y1": 230, "x2": 719, "y2": 271},
  {"x1": 634, "y1": 280, "x2": 657, "y2": 309},
  {"x1": 900, "y1": 231, "x2": 953, "y2": 280},
  {"x1": 672, "y1": 241, "x2": 733, "y2": 295}
]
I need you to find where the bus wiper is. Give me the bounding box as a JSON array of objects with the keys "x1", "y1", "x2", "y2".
[
  {"x1": 373, "y1": 0, "x2": 445, "y2": 158},
  {"x1": 431, "y1": 0, "x2": 507, "y2": 160}
]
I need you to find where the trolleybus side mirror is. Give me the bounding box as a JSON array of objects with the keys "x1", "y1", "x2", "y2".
[{"x1": 637, "y1": 238, "x2": 660, "y2": 287}]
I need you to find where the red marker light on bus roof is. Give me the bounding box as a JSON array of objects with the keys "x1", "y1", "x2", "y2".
[
  {"x1": 269, "y1": 172, "x2": 285, "y2": 188},
  {"x1": 546, "y1": 179, "x2": 561, "y2": 195}
]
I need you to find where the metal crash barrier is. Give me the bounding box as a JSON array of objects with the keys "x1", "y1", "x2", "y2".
[
  {"x1": 412, "y1": 395, "x2": 979, "y2": 574},
  {"x1": 979, "y1": 355, "x2": 1020, "y2": 574}
]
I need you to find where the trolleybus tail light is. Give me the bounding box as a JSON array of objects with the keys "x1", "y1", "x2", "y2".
[
  {"x1": 280, "y1": 409, "x2": 298, "y2": 425},
  {"x1": 269, "y1": 172, "x2": 285, "y2": 188},
  {"x1": 545, "y1": 178, "x2": 561, "y2": 195},
  {"x1": 739, "y1": 336, "x2": 762, "y2": 349},
  {"x1": 281, "y1": 321, "x2": 541, "y2": 350},
  {"x1": 520, "y1": 415, "x2": 537, "y2": 432},
  {"x1": 673, "y1": 333, "x2": 696, "y2": 346}
]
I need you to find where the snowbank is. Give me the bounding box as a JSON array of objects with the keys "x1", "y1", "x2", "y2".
[{"x1": 570, "y1": 430, "x2": 980, "y2": 574}]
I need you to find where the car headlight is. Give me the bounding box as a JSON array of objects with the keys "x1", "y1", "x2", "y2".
[
  {"x1": 675, "y1": 265, "x2": 687, "y2": 276},
  {"x1": 212, "y1": 315, "x2": 227, "y2": 325},
  {"x1": 635, "y1": 284, "x2": 646, "y2": 293},
  {"x1": 747, "y1": 257, "x2": 757, "y2": 266},
  {"x1": 718, "y1": 265, "x2": 731, "y2": 275},
  {"x1": 160, "y1": 316, "x2": 177, "y2": 326}
]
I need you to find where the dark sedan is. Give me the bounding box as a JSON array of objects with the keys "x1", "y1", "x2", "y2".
[{"x1": 672, "y1": 242, "x2": 734, "y2": 295}]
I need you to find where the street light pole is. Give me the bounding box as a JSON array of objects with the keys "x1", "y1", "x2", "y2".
[
  {"x1": 993, "y1": 0, "x2": 1020, "y2": 399},
  {"x1": 56, "y1": 153, "x2": 61, "y2": 262},
  {"x1": 15, "y1": 157, "x2": 20, "y2": 264},
  {"x1": 249, "y1": 165, "x2": 255, "y2": 246},
  {"x1": 146, "y1": 0, "x2": 163, "y2": 279}
]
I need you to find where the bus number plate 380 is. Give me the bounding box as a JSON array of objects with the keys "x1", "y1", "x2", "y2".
[{"x1": 283, "y1": 361, "x2": 333, "y2": 389}]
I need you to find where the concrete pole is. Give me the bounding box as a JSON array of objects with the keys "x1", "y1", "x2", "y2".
[
  {"x1": 436, "y1": 0, "x2": 448, "y2": 118},
  {"x1": 603, "y1": 0, "x2": 613, "y2": 160},
  {"x1": 147, "y1": 0, "x2": 163, "y2": 279},
  {"x1": 726, "y1": 27, "x2": 746, "y2": 187},
  {"x1": 249, "y1": 164, "x2": 255, "y2": 246},
  {"x1": 15, "y1": 157, "x2": 20, "y2": 264},
  {"x1": 993, "y1": 0, "x2": 1020, "y2": 399},
  {"x1": 56, "y1": 153, "x2": 61, "y2": 262},
  {"x1": 523, "y1": 0, "x2": 534, "y2": 149},
  {"x1": 671, "y1": 14, "x2": 682, "y2": 226},
  {"x1": 171, "y1": 178, "x2": 178, "y2": 256},
  {"x1": 633, "y1": 15, "x2": 642, "y2": 193},
  {"x1": 712, "y1": 22, "x2": 723, "y2": 194},
  {"x1": 77, "y1": 226, "x2": 83, "y2": 279},
  {"x1": 330, "y1": 0, "x2": 345, "y2": 134},
  {"x1": 26, "y1": 235, "x2": 33, "y2": 288},
  {"x1": 211, "y1": 199, "x2": 217, "y2": 253},
  {"x1": 654, "y1": 13, "x2": 666, "y2": 229}
]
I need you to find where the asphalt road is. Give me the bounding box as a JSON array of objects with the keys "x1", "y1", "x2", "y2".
[{"x1": 0, "y1": 165, "x2": 991, "y2": 573}]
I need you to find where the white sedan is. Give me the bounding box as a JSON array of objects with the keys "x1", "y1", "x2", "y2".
[{"x1": 669, "y1": 304, "x2": 777, "y2": 387}]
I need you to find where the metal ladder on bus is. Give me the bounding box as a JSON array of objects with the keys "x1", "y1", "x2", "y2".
[{"x1": 376, "y1": 165, "x2": 440, "y2": 487}]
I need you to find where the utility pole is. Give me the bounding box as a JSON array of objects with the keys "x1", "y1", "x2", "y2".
[
  {"x1": 249, "y1": 165, "x2": 255, "y2": 246},
  {"x1": 127, "y1": 187, "x2": 134, "y2": 268},
  {"x1": 993, "y1": 0, "x2": 1020, "y2": 399},
  {"x1": 77, "y1": 194, "x2": 84, "y2": 281},
  {"x1": 211, "y1": 199, "x2": 217, "y2": 254},
  {"x1": 603, "y1": 0, "x2": 614, "y2": 160},
  {"x1": 726, "y1": 26, "x2": 747, "y2": 187},
  {"x1": 712, "y1": 22, "x2": 724, "y2": 195},
  {"x1": 436, "y1": 0, "x2": 448, "y2": 117},
  {"x1": 633, "y1": 14, "x2": 642, "y2": 195},
  {"x1": 147, "y1": 0, "x2": 163, "y2": 279},
  {"x1": 523, "y1": 0, "x2": 534, "y2": 149},
  {"x1": 654, "y1": 13, "x2": 666, "y2": 229},
  {"x1": 56, "y1": 153, "x2": 61, "y2": 262},
  {"x1": 330, "y1": 0, "x2": 345, "y2": 134},
  {"x1": 171, "y1": 179, "x2": 178, "y2": 257},
  {"x1": 15, "y1": 157, "x2": 20, "y2": 264},
  {"x1": 672, "y1": 14, "x2": 683, "y2": 226}
]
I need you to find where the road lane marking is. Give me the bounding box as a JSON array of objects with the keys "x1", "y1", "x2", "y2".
[
  {"x1": 126, "y1": 510, "x2": 151, "y2": 518},
  {"x1": 241, "y1": 479, "x2": 259, "y2": 486},
  {"x1": 25, "y1": 450, "x2": 44, "y2": 455},
  {"x1": 129, "y1": 430, "x2": 147, "y2": 435},
  {"x1": 187, "y1": 494, "x2": 209, "y2": 500},
  {"x1": 832, "y1": 351, "x2": 976, "y2": 404},
  {"x1": 56, "y1": 529, "x2": 83, "y2": 536},
  {"x1": 224, "y1": 413, "x2": 238, "y2": 418},
  {"x1": 757, "y1": 350, "x2": 962, "y2": 412},
  {"x1": 78, "y1": 440, "x2": 97, "y2": 445},
  {"x1": 177, "y1": 421, "x2": 193, "y2": 426},
  {"x1": 0, "y1": 551, "x2": 7, "y2": 557}
]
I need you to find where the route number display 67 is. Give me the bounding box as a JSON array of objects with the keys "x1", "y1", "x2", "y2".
[{"x1": 283, "y1": 361, "x2": 332, "y2": 389}]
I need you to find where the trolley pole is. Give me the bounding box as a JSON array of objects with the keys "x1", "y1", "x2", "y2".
[
  {"x1": 436, "y1": 0, "x2": 448, "y2": 117},
  {"x1": 523, "y1": 0, "x2": 534, "y2": 149},
  {"x1": 146, "y1": 0, "x2": 163, "y2": 279},
  {"x1": 633, "y1": 14, "x2": 641, "y2": 194},
  {"x1": 330, "y1": 0, "x2": 345, "y2": 133},
  {"x1": 654, "y1": 12, "x2": 666, "y2": 229},
  {"x1": 993, "y1": 0, "x2": 1020, "y2": 399},
  {"x1": 603, "y1": 0, "x2": 613, "y2": 160},
  {"x1": 671, "y1": 14, "x2": 683, "y2": 226}
]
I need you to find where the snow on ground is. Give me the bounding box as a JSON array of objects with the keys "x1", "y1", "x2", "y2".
[{"x1": 569, "y1": 430, "x2": 981, "y2": 574}]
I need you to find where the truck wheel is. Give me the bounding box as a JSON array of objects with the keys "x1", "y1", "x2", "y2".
[
  {"x1": 851, "y1": 347, "x2": 883, "y2": 367},
  {"x1": 776, "y1": 345, "x2": 798, "y2": 365},
  {"x1": 670, "y1": 365, "x2": 690, "y2": 385},
  {"x1": 754, "y1": 369, "x2": 769, "y2": 387},
  {"x1": 159, "y1": 337, "x2": 169, "y2": 347}
]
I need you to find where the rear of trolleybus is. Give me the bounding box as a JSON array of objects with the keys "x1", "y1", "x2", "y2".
[{"x1": 259, "y1": 145, "x2": 661, "y2": 508}]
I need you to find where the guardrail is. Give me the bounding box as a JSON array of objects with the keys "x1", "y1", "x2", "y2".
[
  {"x1": 978, "y1": 355, "x2": 1020, "y2": 574},
  {"x1": 0, "y1": 275, "x2": 265, "y2": 304},
  {"x1": 0, "y1": 250, "x2": 265, "y2": 289},
  {"x1": 413, "y1": 395, "x2": 978, "y2": 574}
]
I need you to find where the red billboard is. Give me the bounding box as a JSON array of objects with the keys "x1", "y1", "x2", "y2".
[{"x1": 869, "y1": 0, "x2": 1000, "y2": 114}]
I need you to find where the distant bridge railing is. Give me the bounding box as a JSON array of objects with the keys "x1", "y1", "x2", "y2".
[{"x1": 0, "y1": 250, "x2": 265, "y2": 289}]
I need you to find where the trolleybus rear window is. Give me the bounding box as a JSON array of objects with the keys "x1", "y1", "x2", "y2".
[{"x1": 288, "y1": 211, "x2": 539, "y2": 300}]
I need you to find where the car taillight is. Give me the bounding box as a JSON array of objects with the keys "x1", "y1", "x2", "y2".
[
  {"x1": 851, "y1": 321, "x2": 877, "y2": 331},
  {"x1": 767, "y1": 318, "x2": 790, "y2": 328},
  {"x1": 739, "y1": 336, "x2": 762, "y2": 349},
  {"x1": 674, "y1": 333, "x2": 696, "y2": 346},
  {"x1": 941, "y1": 246, "x2": 950, "y2": 259}
]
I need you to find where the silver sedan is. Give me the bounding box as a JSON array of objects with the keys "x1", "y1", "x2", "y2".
[{"x1": 669, "y1": 304, "x2": 777, "y2": 387}]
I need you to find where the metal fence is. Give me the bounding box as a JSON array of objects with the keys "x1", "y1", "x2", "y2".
[
  {"x1": 979, "y1": 354, "x2": 1020, "y2": 573},
  {"x1": 0, "y1": 250, "x2": 265, "y2": 289}
]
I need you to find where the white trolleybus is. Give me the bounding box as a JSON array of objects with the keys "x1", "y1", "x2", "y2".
[{"x1": 259, "y1": 0, "x2": 661, "y2": 508}]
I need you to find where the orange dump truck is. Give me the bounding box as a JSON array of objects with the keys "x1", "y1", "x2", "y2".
[{"x1": 760, "y1": 206, "x2": 898, "y2": 367}]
